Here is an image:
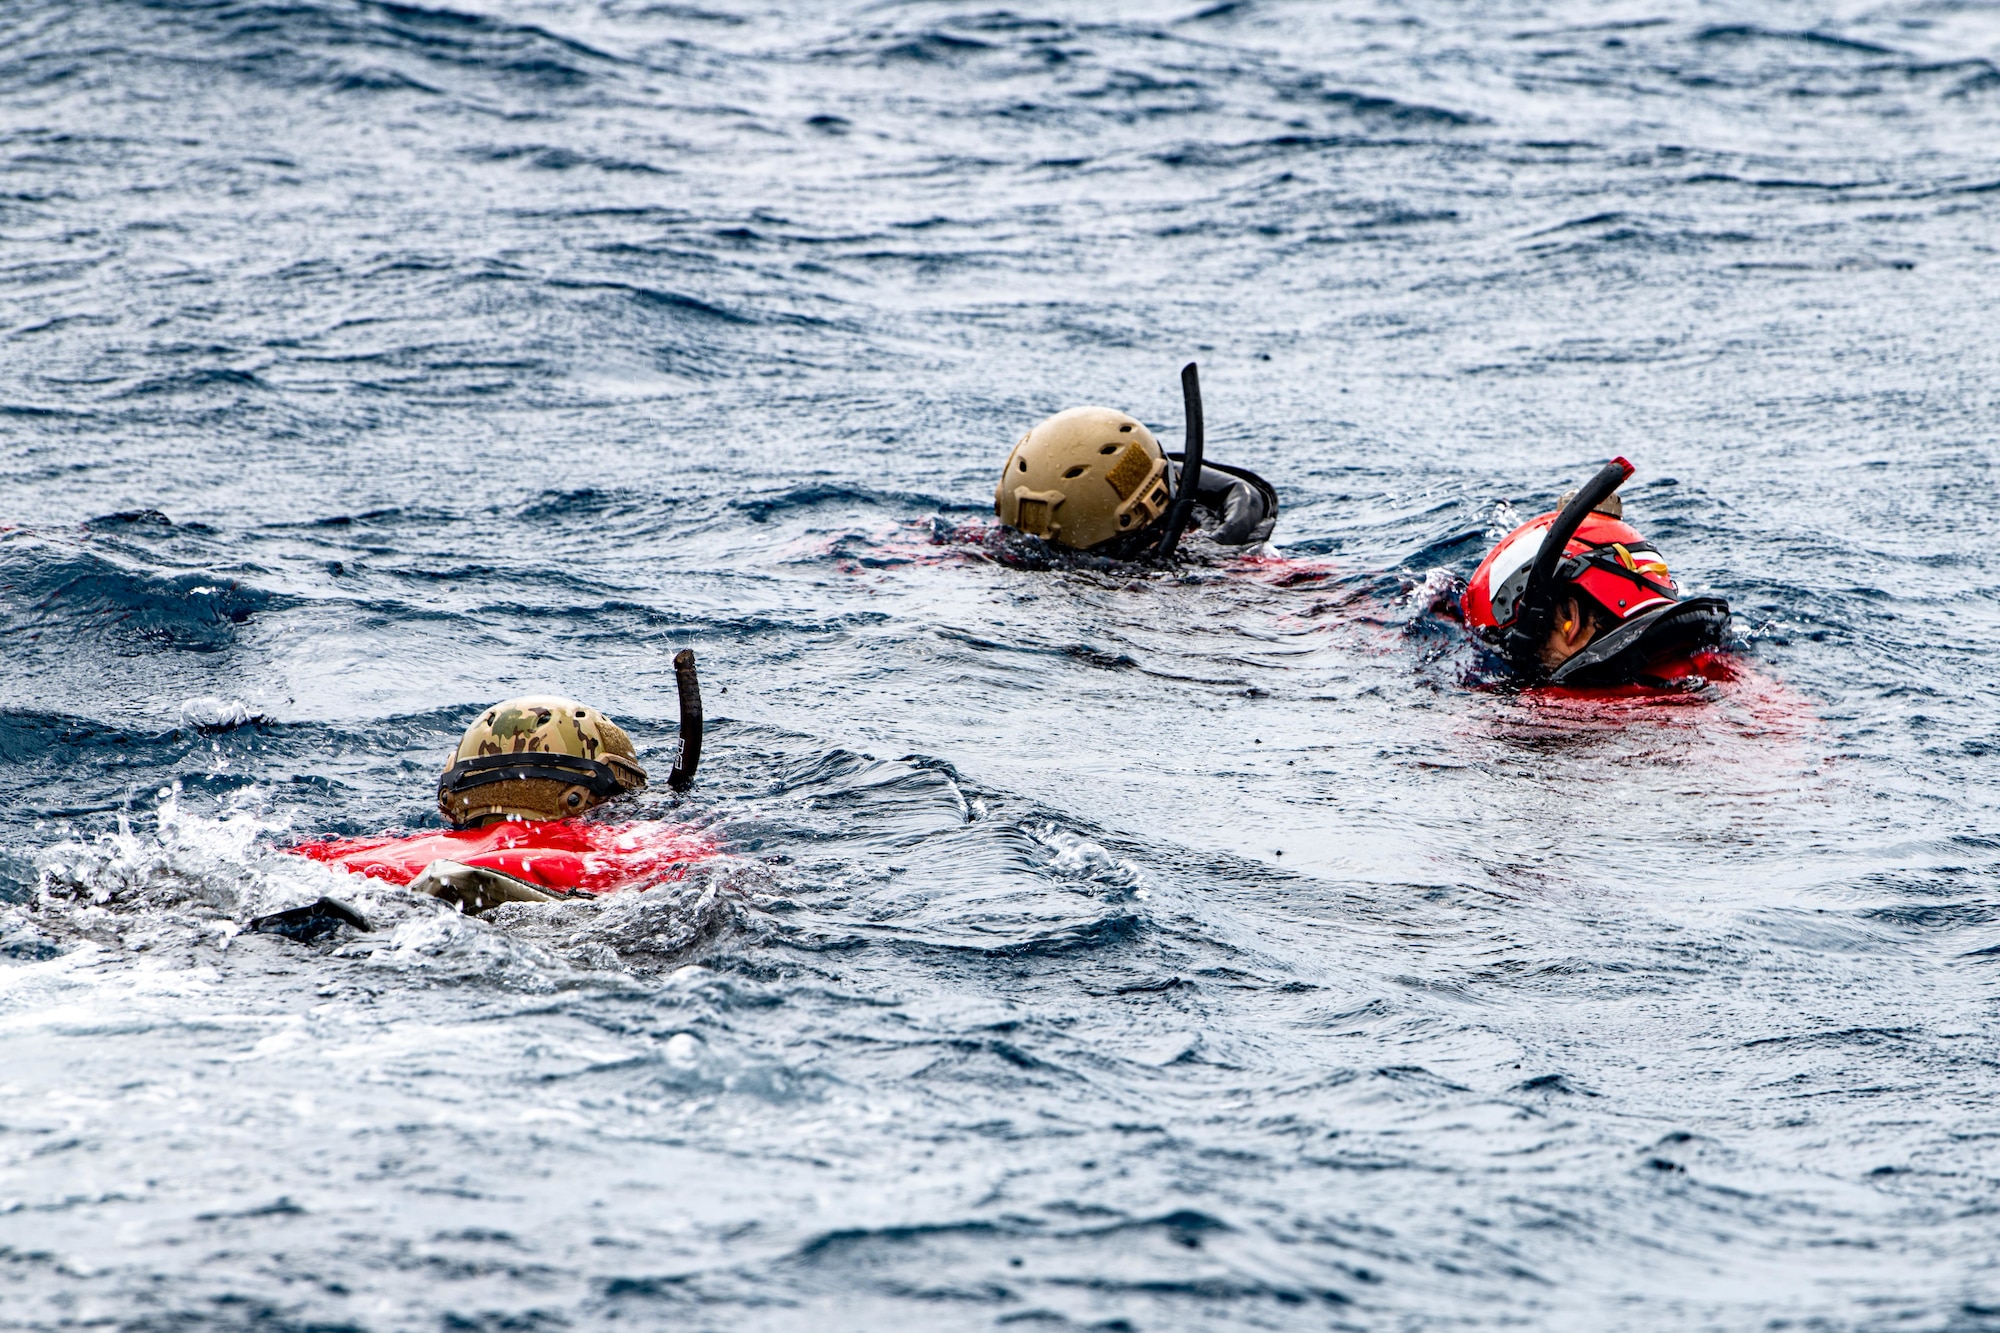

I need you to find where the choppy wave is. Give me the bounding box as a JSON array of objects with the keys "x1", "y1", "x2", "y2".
[{"x1": 3, "y1": 0, "x2": 2000, "y2": 1327}]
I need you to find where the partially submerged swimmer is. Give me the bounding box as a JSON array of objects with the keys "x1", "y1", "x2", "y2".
[
  {"x1": 994, "y1": 363, "x2": 1277, "y2": 561},
  {"x1": 1462, "y1": 459, "x2": 1730, "y2": 687},
  {"x1": 274, "y1": 653, "x2": 709, "y2": 924},
  {"x1": 435, "y1": 694, "x2": 653, "y2": 829}
]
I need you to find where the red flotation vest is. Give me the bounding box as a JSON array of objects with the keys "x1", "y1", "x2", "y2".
[
  {"x1": 289, "y1": 819, "x2": 719, "y2": 896},
  {"x1": 1521, "y1": 645, "x2": 1738, "y2": 700},
  {"x1": 1501, "y1": 654, "x2": 1818, "y2": 750}
]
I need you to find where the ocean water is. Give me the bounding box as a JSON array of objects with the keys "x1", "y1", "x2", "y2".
[{"x1": 3, "y1": 1, "x2": 1999, "y2": 1328}]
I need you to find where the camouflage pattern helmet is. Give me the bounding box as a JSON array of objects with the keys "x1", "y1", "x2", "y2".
[{"x1": 438, "y1": 695, "x2": 647, "y2": 828}]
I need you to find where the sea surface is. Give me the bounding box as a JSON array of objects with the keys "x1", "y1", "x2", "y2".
[{"x1": 3, "y1": 1, "x2": 1999, "y2": 1329}]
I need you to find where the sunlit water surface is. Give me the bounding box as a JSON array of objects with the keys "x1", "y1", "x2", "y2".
[{"x1": 3, "y1": 1, "x2": 2000, "y2": 1328}]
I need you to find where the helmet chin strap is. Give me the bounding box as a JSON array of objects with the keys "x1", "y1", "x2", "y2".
[
  {"x1": 1153, "y1": 361, "x2": 1205, "y2": 565},
  {"x1": 1499, "y1": 457, "x2": 1634, "y2": 672}
]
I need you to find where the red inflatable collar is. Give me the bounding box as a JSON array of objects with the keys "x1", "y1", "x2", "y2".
[{"x1": 289, "y1": 819, "x2": 719, "y2": 896}]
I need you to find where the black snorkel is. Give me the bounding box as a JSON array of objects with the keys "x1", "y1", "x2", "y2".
[
  {"x1": 668, "y1": 648, "x2": 703, "y2": 791},
  {"x1": 1153, "y1": 361, "x2": 1204, "y2": 565},
  {"x1": 1498, "y1": 456, "x2": 1634, "y2": 674}
]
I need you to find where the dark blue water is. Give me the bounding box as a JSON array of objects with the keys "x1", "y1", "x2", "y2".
[{"x1": 4, "y1": 2, "x2": 2000, "y2": 1328}]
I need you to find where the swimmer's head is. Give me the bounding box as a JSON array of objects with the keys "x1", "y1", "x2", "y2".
[
  {"x1": 995, "y1": 406, "x2": 1173, "y2": 552},
  {"x1": 1464, "y1": 462, "x2": 1728, "y2": 683},
  {"x1": 438, "y1": 696, "x2": 647, "y2": 827}
]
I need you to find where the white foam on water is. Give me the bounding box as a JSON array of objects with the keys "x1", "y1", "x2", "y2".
[{"x1": 177, "y1": 695, "x2": 269, "y2": 730}]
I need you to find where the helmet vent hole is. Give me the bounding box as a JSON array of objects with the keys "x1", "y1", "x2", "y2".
[
  {"x1": 1119, "y1": 424, "x2": 1133, "y2": 433},
  {"x1": 1099, "y1": 444, "x2": 1118, "y2": 455},
  {"x1": 1017, "y1": 459, "x2": 1027, "y2": 472},
  {"x1": 1063, "y1": 465, "x2": 1086, "y2": 479}
]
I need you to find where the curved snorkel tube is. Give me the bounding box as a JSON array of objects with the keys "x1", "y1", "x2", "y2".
[
  {"x1": 1499, "y1": 456, "x2": 1635, "y2": 672},
  {"x1": 1153, "y1": 361, "x2": 1205, "y2": 565},
  {"x1": 668, "y1": 648, "x2": 703, "y2": 791}
]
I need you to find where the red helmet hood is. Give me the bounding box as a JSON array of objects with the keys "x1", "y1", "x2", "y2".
[{"x1": 1463, "y1": 510, "x2": 1679, "y2": 632}]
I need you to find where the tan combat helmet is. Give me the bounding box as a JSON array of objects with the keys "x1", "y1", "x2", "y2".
[
  {"x1": 994, "y1": 406, "x2": 1175, "y2": 551},
  {"x1": 437, "y1": 695, "x2": 647, "y2": 827}
]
